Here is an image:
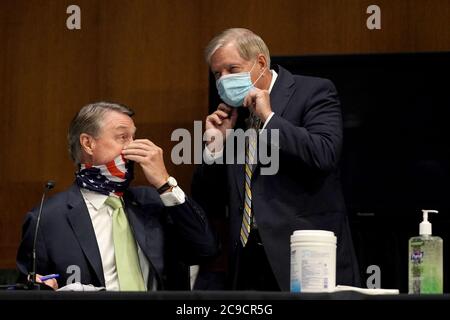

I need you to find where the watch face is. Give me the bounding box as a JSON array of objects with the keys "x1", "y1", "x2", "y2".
[{"x1": 167, "y1": 176, "x2": 177, "y2": 187}]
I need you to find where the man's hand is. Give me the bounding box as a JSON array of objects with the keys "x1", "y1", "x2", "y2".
[
  {"x1": 122, "y1": 139, "x2": 170, "y2": 189},
  {"x1": 205, "y1": 103, "x2": 238, "y2": 153},
  {"x1": 36, "y1": 274, "x2": 59, "y2": 290},
  {"x1": 243, "y1": 88, "x2": 272, "y2": 122}
]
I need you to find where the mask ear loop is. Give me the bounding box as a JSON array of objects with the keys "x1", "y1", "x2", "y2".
[
  {"x1": 252, "y1": 66, "x2": 266, "y2": 86},
  {"x1": 249, "y1": 57, "x2": 267, "y2": 86},
  {"x1": 248, "y1": 60, "x2": 258, "y2": 74}
]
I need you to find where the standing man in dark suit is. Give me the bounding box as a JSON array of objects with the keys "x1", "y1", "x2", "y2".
[
  {"x1": 17, "y1": 102, "x2": 218, "y2": 290},
  {"x1": 192, "y1": 28, "x2": 360, "y2": 291}
]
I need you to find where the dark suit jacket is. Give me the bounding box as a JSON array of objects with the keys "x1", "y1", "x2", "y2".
[
  {"x1": 192, "y1": 65, "x2": 360, "y2": 291},
  {"x1": 16, "y1": 183, "x2": 218, "y2": 290}
]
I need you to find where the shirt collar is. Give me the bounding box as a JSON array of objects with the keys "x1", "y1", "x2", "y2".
[
  {"x1": 80, "y1": 188, "x2": 109, "y2": 211},
  {"x1": 268, "y1": 69, "x2": 278, "y2": 93}
]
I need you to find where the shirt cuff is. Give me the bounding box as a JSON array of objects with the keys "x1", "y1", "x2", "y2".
[
  {"x1": 203, "y1": 146, "x2": 224, "y2": 162},
  {"x1": 160, "y1": 186, "x2": 186, "y2": 206},
  {"x1": 261, "y1": 112, "x2": 275, "y2": 131}
]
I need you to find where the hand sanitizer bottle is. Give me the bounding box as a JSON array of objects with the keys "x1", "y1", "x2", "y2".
[{"x1": 408, "y1": 210, "x2": 443, "y2": 294}]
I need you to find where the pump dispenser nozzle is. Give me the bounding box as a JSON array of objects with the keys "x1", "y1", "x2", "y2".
[{"x1": 419, "y1": 209, "x2": 438, "y2": 236}]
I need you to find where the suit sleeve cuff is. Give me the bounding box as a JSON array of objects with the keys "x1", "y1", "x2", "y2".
[{"x1": 261, "y1": 112, "x2": 275, "y2": 131}]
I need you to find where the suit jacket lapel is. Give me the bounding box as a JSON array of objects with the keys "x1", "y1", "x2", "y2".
[
  {"x1": 123, "y1": 194, "x2": 162, "y2": 288},
  {"x1": 66, "y1": 184, "x2": 105, "y2": 287},
  {"x1": 270, "y1": 65, "x2": 296, "y2": 117},
  {"x1": 232, "y1": 163, "x2": 245, "y2": 203},
  {"x1": 123, "y1": 198, "x2": 147, "y2": 257}
]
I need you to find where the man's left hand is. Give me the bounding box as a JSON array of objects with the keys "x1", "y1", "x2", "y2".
[
  {"x1": 243, "y1": 87, "x2": 272, "y2": 122},
  {"x1": 122, "y1": 139, "x2": 170, "y2": 189}
]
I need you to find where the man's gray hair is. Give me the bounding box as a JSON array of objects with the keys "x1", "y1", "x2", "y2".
[
  {"x1": 68, "y1": 101, "x2": 134, "y2": 164},
  {"x1": 205, "y1": 28, "x2": 271, "y2": 67}
]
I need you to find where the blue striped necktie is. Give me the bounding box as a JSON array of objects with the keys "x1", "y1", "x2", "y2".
[{"x1": 240, "y1": 112, "x2": 261, "y2": 246}]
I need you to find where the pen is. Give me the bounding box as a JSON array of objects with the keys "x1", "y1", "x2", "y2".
[{"x1": 39, "y1": 274, "x2": 60, "y2": 281}]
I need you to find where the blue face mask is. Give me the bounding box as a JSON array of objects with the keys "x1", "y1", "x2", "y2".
[{"x1": 216, "y1": 61, "x2": 265, "y2": 107}]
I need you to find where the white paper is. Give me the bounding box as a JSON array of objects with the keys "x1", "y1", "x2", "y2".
[
  {"x1": 57, "y1": 282, "x2": 105, "y2": 291},
  {"x1": 333, "y1": 285, "x2": 399, "y2": 295}
]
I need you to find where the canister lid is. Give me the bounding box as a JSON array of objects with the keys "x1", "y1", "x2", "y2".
[{"x1": 291, "y1": 230, "x2": 336, "y2": 244}]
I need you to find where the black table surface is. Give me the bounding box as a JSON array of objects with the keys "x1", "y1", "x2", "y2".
[{"x1": 1, "y1": 289, "x2": 449, "y2": 299}]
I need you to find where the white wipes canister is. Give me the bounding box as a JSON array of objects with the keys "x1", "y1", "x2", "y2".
[{"x1": 290, "y1": 230, "x2": 336, "y2": 292}]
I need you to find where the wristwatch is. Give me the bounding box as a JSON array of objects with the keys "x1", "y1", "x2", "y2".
[{"x1": 157, "y1": 176, "x2": 178, "y2": 194}]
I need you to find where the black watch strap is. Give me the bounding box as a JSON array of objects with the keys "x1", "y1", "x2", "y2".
[{"x1": 157, "y1": 182, "x2": 171, "y2": 194}]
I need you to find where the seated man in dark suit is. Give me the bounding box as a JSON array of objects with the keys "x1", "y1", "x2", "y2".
[
  {"x1": 192, "y1": 28, "x2": 360, "y2": 291},
  {"x1": 17, "y1": 102, "x2": 218, "y2": 291}
]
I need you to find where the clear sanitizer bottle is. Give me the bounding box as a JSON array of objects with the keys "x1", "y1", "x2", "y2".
[{"x1": 408, "y1": 209, "x2": 443, "y2": 294}]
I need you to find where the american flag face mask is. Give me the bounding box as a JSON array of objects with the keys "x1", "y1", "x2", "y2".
[{"x1": 75, "y1": 154, "x2": 134, "y2": 196}]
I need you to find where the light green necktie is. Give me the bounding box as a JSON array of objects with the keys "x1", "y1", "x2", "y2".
[{"x1": 105, "y1": 196, "x2": 146, "y2": 291}]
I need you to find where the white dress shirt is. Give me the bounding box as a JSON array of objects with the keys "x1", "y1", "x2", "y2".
[{"x1": 80, "y1": 186, "x2": 185, "y2": 291}]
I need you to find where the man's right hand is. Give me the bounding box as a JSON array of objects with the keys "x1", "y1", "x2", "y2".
[
  {"x1": 205, "y1": 103, "x2": 238, "y2": 153},
  {"x1": 36, "y1": 274, "x2": 59, "y2": 290}
]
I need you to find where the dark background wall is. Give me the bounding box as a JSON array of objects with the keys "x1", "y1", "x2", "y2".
[
  {"x1": 268, "y1": 53, "x2": 450, "y2": 292},
  {"x1": 1, "y1": 0, "x2": 450, "y2": 288}
]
